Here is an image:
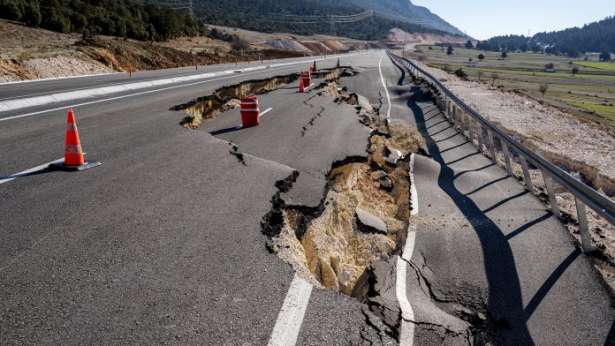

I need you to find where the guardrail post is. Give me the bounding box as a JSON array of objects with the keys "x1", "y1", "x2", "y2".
[
  {"x1": 542, "y1": 172, "x2": 561, "y2": 218},
  {"x1": 487, "y1": 130, "x2": 498, "y2": 162},
  {"x1": 465, "y1": 114, "x2": 472, "y2": 139},
  {"x1": 467, "y1": 117, "x2": 475, "y2": 145},
  {"x1": 575, "y1": 198, "x2": 594, "y2": 253},
  {"x1": 520, "y1": 155, "x2": 534, "y2": 193},
  {"x1": 501, "y1": 142, "x2": 513, "y2": 176},
  {"x1": 477, "y1": 125, "x2": 485, "y2": 154}
]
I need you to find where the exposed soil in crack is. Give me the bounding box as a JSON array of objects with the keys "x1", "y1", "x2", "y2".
[
  {"x1": 263, "y1": 88, "x2": 424, "y2": 296},
  {"x1": 172, "y1": 67, "x2": 356, "y2": 129},
  {"x1": 259, "y1": 80, "x2": 427, "y2": 343}
]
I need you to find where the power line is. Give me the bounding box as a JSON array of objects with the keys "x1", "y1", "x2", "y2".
[
  {"x1": 262, "y1": 10, "x2": 373, "y2": 36},
  {"x1": 138, "y1": 0, "x2": 194, "y2": 17},
  {"x1": 263, "y1": 10, "x2": 373, "y2": 24}
]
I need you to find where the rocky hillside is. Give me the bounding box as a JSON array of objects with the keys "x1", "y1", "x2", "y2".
[
  {"x1": 342, "y1": 0, "x2": 464, "y2": 36},
  {"x1": 190, "y1": 0, "x2": 462, "y2": 40},
  {"x1": 0, "y1": 20, "x2": 366, "y2": 82}
]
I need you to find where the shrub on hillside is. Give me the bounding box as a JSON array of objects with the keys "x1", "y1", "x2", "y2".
[{"x1": 454, "y1": 68, "x2": 467, "y2": 79}]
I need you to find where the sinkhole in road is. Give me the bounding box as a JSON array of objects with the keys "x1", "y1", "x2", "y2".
[
  {"x1": 172, "y1": 67, "x2": 356, "y2": 129},
  {"x1": 262, "y1": 114, "x2": 424, "y2": 299}
]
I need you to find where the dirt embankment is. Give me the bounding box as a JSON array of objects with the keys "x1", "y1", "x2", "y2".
[
  {"x1": 387, "y1": 28, "x2": 468, "y2": 46},
  {"x1": 0, "y1": 20, "x2": 369, "y2": 83}
]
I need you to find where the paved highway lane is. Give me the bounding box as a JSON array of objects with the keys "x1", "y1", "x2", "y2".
[
  {"x1": 0, "y1": 54, "x2": 346, "y2": 101},
  {"x1": 385, "y1": 59, "x2": 615, "y2": 344},
  {"x1": 4, "y1": 49, "x2": 612, "y2": 345},
  {"x1": 0, "y1": 51, "x2": 393, "y2": 345}
]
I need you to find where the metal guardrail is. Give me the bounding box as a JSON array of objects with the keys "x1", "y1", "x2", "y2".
[{"x1": 387, "y1": 51, "x2": 615, "y2": 253}]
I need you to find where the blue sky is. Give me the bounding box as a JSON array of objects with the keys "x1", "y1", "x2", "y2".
[{"x1": 412, "y1": 0, "x2": 615, "y2": 40}]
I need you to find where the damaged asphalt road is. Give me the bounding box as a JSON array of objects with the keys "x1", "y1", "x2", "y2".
[
  {"x1": 3, "y1": 48, "x2": 611, "y2": 346},
  {"x1": 0, "y1": 51, "x2": 410, "y2": 345},
  {"x1": 385, "y1": 57, "x2": 615, "y2": 344}
]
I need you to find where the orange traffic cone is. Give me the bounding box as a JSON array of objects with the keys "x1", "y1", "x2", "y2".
[
  {"x1": 51, "y1": 109, "x2": 101, "y2": 171},
  {"x1": 299, "y1": 77, "x2": 305, "y2": 93}
]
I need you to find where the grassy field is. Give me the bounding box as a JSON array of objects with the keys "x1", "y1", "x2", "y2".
[
  {"x1": 576, "y1": 61, "x2": 615, "y2": 71},
  {"x1": 409, "y1": 46, "x2": 615, "y2": 127}
]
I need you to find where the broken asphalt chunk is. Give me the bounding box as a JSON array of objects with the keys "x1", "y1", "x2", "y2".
[{"x1": 356, "y1": 208, "x2": 388, "y2": 234}]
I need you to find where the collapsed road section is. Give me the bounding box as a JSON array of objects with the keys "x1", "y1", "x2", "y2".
[
  {"x1": 252, "y1": 77, "x2": 431, "y2": 340},
  {"x1": 172, "y1": 67, "x2": 354, "y2": 129}
]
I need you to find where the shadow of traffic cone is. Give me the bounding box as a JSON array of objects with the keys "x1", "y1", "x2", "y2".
[
  {"x1": 51, "y1": 109, "x2": 101, "y2": 171},
  {"x1": 299, "y1": 77, "x2": 305, "y2": 93}
]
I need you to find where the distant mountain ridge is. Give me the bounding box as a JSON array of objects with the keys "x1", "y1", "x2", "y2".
[
  {"x1": 342, "y1": 0, "x2": 464, "y2": 36},
  {"x1": 189, "y1": 0, "x2": 463, "y2": 40}
]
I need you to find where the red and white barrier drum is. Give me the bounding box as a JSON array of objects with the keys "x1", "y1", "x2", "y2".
[{"x1": 240, "y1": 96, "x2": 260, "y2": 128}]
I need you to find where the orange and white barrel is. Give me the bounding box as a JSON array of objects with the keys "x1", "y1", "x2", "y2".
[{"x1": 240, "y1": 96, "x2": 260, "y2": 128}]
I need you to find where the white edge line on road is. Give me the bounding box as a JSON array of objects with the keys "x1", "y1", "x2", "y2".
[
  {"x1": 379, "y1": 51, "x2": 417, "y2": 345},
  {"x1": 396, "y1": 154, "x2": 418, "y2": 346},
  {"x1": 267, "y1": 274, "x2": 313, "y2": 346},
  {"x1": 0, "y1": 158, "x2": 64, "y2": 185},
  {"x1": 0, "y1": 64, "x2": 305, "y2": 123},
  {"x1": 378, "y1": 54, "x2": 392, "y2": 121}
]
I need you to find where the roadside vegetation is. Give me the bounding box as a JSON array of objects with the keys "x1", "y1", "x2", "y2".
[
  {"x1": 477, "y1": 16, "x2": 615, "y2": 58},
  {"x1": 0, "y1": 0, "x2": 205, "y2": 41},
  {"x1": 191, "y1": 0, "x2": 457, "y2": 40},
  {"x1": 411, "y1": 45, "x2": 615, "y2": 128}
]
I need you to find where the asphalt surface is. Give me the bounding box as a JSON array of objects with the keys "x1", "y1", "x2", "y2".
[
  {"x1": 386, "y1": 59, "x2": 615, "y2": 344},
  {"x1": 0, "y1": 51, "x2": 390, "y2": 345},
  {"x1": 0, "y1": 55, "x2": 342, "y2": 102},
  {"x1": 2, "y1": 49, "x2": 614, "y2": 345}
]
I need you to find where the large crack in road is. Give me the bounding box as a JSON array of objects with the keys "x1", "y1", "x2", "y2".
[
  {"x1": 172, "y1": 67, "x2": 354, "y2": 129},
  {"x1": 169, "y1": 64, "x2": 497, "y2": 343}
]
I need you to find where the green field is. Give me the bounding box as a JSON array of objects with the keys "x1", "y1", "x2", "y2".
[
  {"x1": 576, "y1": 61, "x2": 615, "y2": 71},
  {"x1": 408, "y1": 46, "x2": 615, "y2": 128}
]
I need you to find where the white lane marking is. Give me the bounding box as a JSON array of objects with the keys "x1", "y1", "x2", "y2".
[
  {"x1": 0, "y1": 53, "x2": 363, "y2": 114},
  {"x1": 0, "y1": 53, "x2": 366, "y2": 123},
  {"x1": 409, "y1": 154, "x2": 419, "y2": 216},
  {"x1": 0, "y1": 158, "x2": 63, "y2": 185},
  {"x1": 268, "y1": 274, "x2": 313, "y2": 346},
  {"x1": 0, "y1": 66, "x2": 297, "y2": 122},
  {"x1": 378, "y1": 55, "x2": 392, "y2": 121},
  {"x1": 259, "y1": 107, "x2": 273, "y2": 119},
  {"x1": 304, "y1": 83, "x2": 316, "y2": 92},
  {"x1": 396, "y1": 154, "x2": 419, "y2": 346}
]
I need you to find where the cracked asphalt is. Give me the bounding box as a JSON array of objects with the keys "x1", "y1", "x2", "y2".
[
  {"x1": 2, "y1": 48, "x2": 611, "y2": 345},
  {"x1": 0, "y1": 51, "x2": 396, "y2": 345},
  {"x1": 386, "y1": 58, "x2": 615, "y2": 344}
]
